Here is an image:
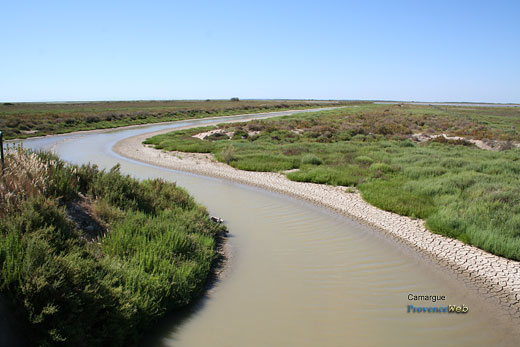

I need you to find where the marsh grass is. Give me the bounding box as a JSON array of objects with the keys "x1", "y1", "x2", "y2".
[
  {"x1": 146, "y1": 105, "x2": 520, "y2": 260},
  {"x1": 0, "y1": 100, "x2": 346, "y2": 140},
  {"x1": 0, "y1": 148, "x2": 226, "y2": 346}
]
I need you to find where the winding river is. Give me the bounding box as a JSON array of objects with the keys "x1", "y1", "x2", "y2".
[{"x1": 16, "y1": 109, "x2": 519, "y2": 346}]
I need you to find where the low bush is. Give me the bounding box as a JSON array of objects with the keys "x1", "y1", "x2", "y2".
[
  {"x1": 0, "y1": 148, "x2": 226, "y2": 346},
  {"x1": 354, "y1": 155, "x2": 374, "y2": 166},
  {"x1": 222, "y1": 144, "x2": 235, "y2": 164},
  {"x1": 301, "y1": 154, "x2": 322, "y2": 165}
]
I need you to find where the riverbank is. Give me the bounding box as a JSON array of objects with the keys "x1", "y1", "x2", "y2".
[{"x1": 114, "y1": 125, "x2": 520, "y2": 320}]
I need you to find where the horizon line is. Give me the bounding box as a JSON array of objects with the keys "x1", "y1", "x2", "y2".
[{"x1": 2, "y1": 98, "x2": 520, "y2": 105}]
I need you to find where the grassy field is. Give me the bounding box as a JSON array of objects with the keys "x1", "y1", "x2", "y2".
[
  {"x1": 0, "y1": 148, "x2": 226, "y2": 346},
  {"x1": 145, "y1": 104, "x2": 520, "y2": 260},
  {"x1": 0, "y1": 99, "x2": 345, "y2": 140}
]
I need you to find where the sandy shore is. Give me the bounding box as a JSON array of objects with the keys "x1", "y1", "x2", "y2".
[{"x1": 114, "y1": 123, "x2": 520, "y2": 319}]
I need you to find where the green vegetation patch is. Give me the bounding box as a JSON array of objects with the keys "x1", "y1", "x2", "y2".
[
  {"x1": 0, "y1": 148, "x2": 226, "y2": 346},
  {"x1": 146, "y1": 104, "x2": 520, "y2": 260}
]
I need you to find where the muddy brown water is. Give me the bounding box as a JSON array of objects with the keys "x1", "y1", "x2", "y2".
[{"x1": 15, "y1": 110, "x2": 520, "y2": 346}]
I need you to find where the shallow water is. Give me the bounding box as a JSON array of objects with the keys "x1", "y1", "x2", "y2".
[{"x1": 17, "y1": 110, "x2": 519, "y2": 346}]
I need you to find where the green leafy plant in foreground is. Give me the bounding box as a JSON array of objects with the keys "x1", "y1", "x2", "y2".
[{"x1": 0, "y1": 148, "x2": 226, "y2": 346}]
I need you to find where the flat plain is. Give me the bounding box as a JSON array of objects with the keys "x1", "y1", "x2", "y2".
[{"x1": 0, "y1": 99, "x2": 346, "y2": 139}]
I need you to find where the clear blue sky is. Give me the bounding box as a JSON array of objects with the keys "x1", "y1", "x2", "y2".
[{"x1": 1, "y1": 0, "x2": 519, "y2": 103}]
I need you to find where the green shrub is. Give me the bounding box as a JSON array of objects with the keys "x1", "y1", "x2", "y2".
[
  {"x1": 351, "y1": 134, "x2": 366, "y2": 142},
  {"x1": 354, "y1": 155, "x2": 374, "y2": 166},
  {"x1": 0, "y1": 150, "x2": 226, "y2": 346},
  {"x1": 369, "y1": 162, "x2": 395, "y2": 174},
  {"x1": 222, "y1": 144, "x2": 235, "y2": 164},
  {"x1": 301, "y1": 154, "x2": 322, "y2": 165},
  {"x1": 399, "y1": 139, "x2": 415, "y2": 147},
  {"x1": 232, "y1": 128, "x2": 248, "y2": 140}
]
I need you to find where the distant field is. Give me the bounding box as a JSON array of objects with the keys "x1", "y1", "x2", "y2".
[
  {"x1": 0, "y1": 99, "x2": 347, "y2": 139},
  {"x1": 145, "y1": 104, "x2": 520, "y2": 260}
]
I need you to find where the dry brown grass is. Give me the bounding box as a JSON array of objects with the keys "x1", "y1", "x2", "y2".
[{"x1": 0, "y1": 147, "x2": 49, "y2": 217}]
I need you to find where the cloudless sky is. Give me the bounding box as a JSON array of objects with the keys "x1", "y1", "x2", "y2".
[{"x1": 1, "y1": 0, "x2": 519, "y2": 102}]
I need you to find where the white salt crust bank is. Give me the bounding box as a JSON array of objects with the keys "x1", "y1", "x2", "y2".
[{"x1": 113, "y1": 121, "x2": 520, "y2": 321}]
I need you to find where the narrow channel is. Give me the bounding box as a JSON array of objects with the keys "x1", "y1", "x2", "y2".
[{"x1": 17, "y1": 111, "x2": 519, "y2": 346}]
